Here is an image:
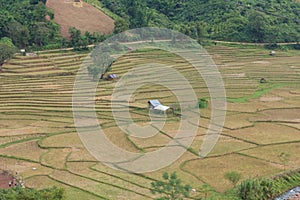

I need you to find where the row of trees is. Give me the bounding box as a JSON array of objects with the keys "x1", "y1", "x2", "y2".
[
  {"x1": 69, "y1": 27, "x2": 107, "y2": 50},
  {"x1": 2, "y1": 0, "x2": 299, "y2": 52}
]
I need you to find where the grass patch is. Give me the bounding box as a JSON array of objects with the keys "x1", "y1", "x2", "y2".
[{"x1": 227, "y1": 83, "x2": 285, "y2": 103}]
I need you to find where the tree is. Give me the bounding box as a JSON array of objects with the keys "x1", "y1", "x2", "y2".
[
  {"x1": 247, "y1": 11, "x2": 268, "y2": 42},
  {"x1": 114, "y1": 18, "x2": 129, "y2": 34},
  {"x1": 69, "y1": 27, "x2": 88, "y2": 50},
  {"x1": 32, "y1": 2, "x2": 48, "y2": 22},
  {"x1": 125, "y1": 0, "x2": 149, "y2": 28},
  {"x1": 87, "y1": 64, "x2": 102, "y2": 81},
  {"x1": 0, "y1": 37, "x2": 16, "y2": 72},
  {"x1": 0, "y1": 11, "x2": 14, "y2": 38},
  {"x1": 150, "y1": 172, "x2": 191, "y2": 200},
  {"x1": 30, "y1": 22, "x2": 51, "y2": 46},
  {"x1": 224, "y1": 171, "x2": 241, "y2": 187},
  {"x1": 69, "y1": 27, "x2": 81, "y2": 46},
  {"x1": 88, "y1": 51, "x2": 113, "y2": 81},
  {"x1": 6, "y1": 22, "x2": 30, "y2": 48}
]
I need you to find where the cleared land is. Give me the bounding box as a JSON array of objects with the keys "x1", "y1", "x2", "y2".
[
  {"x1": 0, "y1": 44, "x2": 299, "y2": 199},
  {"x1": 46, "y1": 0, "x2": 114, "y2": 38}
]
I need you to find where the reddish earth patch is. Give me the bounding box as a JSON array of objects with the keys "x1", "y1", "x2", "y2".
[
  {"x1": 46, "y1": 0, "x2": 114, "y2": 38},
  {"x1": 0, "y1": 171, "x2": 15, "y2": 189}
]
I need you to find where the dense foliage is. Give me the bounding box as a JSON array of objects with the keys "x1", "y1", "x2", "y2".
[
  {"x1": 69, "y1": 27, "x2": 107, "y2": 50},
  {"x1": 1, "y1": 0, "x2": 299, "y2": 50},
  {"x1": 0, "y1": 37, "x2": 17, "y2": 70},
  {"x1": 0, "y1": 0, "x2": 62, "y2": 49},
  {"x1": 237, "y1": 178, "x2": 278, "y2": 200},
  {"x1": 100, "y1": 0, "x2": 300, "y2": 43},
  {"x1": 0, "y1": 186, "x2": 65, "y2": 200}
]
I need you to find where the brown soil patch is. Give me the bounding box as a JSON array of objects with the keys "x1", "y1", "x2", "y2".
[
  {"x1": 290, "y1": 89, "x2": 300, "y2": 95},
  {"x1": 95, "y1": 95, "x2": 112, "y2": 101},
  {"x1": 254, "y1": 109, "x2": 300, "y2": 123},
  {"x1": 40, "y1": 84, "x2": 60, "y2": 89},
  {"x1": 46, "y1": 0, "x2": 114, "y2": 38},
  {"x1": 225, "y1": 123, "x2": 300, "y2": 145},
  {"x1": 252, "y1": 61, "x2": 271, "y2": 64},
  {"x1": 223, "y1": 73, "x2": 246, "y2": 78},
  {"x1": 260, "y1": 96, "x2": 283, "y2": 102},
  {"x1": 0, "y1": 171, "x2": 14, "y2": 189}
]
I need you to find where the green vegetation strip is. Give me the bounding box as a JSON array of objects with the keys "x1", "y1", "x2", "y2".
[
  {"x1": 0, "y1": 137, "x2": 44, "y2": 149},
  {"x1": 227, "y1": 83, "x2": 285, "y2": 103}
]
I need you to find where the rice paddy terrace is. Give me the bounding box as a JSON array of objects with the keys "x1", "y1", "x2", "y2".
[{"x1": 0, "y1": 45, "x2": 299, "y2": 199}]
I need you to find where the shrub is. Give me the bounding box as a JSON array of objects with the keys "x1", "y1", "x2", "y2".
[
  {"x1": 237, "y1": 178, "x2": 278, "y2": 200},
  {"x1": 224, "y1": 171, "x2": 241, "y2": 187},
  {"x1": 198, "y1": 98, "x2": 208, "y2": 108}
]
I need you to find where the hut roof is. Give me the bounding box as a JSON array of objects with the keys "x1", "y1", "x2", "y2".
[
  {"x1": 148, "y1": 100, "x2": 170, "y2": 111},
  {"x1": 108, "y1": 74, "x2": 118, "y2": 79},
  {"x1": 154, "y1": 104, "x2": 170, "y2": 111},
  {"x1": 148, "y1": 100, "x2": 161, "y2": 107}
]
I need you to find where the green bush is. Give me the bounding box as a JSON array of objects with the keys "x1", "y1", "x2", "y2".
[
  {"x1": 0, "y1": 186, "x2": 65, "y2": 200},
  {"x1": 224, "y1": 171, "x2": 241, "y2": 187},
  {"x1": 238, "y1": 178, "x2": 278, "y2": 200},
  {"x1": 198, "y1": 98, "x2": 208, "y2": 109},
  {"x1": 293, "y1": 43, "x2": 300, "y2": 50}
]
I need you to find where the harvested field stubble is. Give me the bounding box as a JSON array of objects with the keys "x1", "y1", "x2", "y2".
[{"x1": 0, "y1": 46, "x2": 299, "y2": 199}]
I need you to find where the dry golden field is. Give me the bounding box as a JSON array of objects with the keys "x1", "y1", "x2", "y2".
[{"x1": 0, "y1": 44, "x2": 299, "y2": 199}]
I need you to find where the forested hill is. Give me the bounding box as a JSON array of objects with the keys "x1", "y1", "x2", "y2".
[
  {"x1": 103, "y1": 0, "x2": 300, "y2": 43},
  {"x1": 0, "y1": 0, "x2": 299, "y2": 50}
]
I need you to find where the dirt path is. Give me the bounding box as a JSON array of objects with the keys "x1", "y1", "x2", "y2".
[{"x1": 213, "y1": 40, "x2": 299, "y2": 46}]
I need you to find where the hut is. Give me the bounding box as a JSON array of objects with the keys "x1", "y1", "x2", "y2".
[
  {"x1": 260, "y1": 77, "x2": 267, "y2": 84},
  {"x1": 269, "y1": 51, "x2": 276, "y2": 56},
  {"x1": 148, "y1": 100, "x2": 170, "y2": 112},
  {"x1": 106, "y1": 74, "x2": 118, "y2": 81}
]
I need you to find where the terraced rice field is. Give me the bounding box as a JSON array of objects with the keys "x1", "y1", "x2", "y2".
[{"x1": 0, "y1": 45, "x2": 299, "y2": 199}]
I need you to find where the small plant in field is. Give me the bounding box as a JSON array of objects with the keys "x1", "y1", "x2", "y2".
[
  {"x1": 198, "y1": 183, "x2": 214, "y2": 199},
  {"x1": 224, "y1": 171, "x2": 241, "y2": 187},
  {"x1": 278, "y1": 152, "x2": 290, "y2": 170}
]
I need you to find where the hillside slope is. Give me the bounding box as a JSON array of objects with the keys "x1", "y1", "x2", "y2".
[
  {"x1": 46, "y1": 0, "x2": 114, "y2": 38},
  {"x1": 100, "y1": 0, "x2": 300, "y2": 43}
]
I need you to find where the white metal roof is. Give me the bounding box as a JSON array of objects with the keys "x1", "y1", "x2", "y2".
[{"x1": 154, "y1": 104, "x2": 170, "y2": 111}]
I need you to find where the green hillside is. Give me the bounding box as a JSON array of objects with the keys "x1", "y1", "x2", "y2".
[
  {"x1": 1, "y1": 0, "x2": 299, "y2": 50},
  {"x1": 101, "y1": 0, "x2": 300, "y2": 43}
]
